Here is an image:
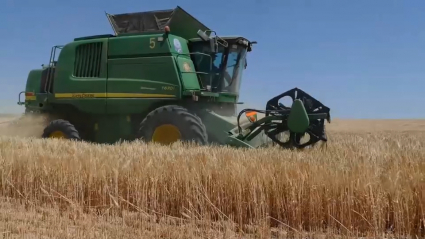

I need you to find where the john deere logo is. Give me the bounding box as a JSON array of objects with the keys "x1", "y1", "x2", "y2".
[{"x1": 183, "y1": 62, "x2": 191, "y2": 72}]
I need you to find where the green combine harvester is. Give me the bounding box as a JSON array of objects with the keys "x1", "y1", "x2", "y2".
[{"x1": 17, "y1": 6, "x2": 331, "y2": 149}]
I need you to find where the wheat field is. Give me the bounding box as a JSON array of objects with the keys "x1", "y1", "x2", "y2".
[{"x1": 0, "y1": 115, "x2": 424, "y2": 238}]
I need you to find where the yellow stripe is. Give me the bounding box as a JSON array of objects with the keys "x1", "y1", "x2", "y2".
[
  {"x1": 55, "y1": 93, "x2": 105, "y2": 98},
  {"x1": 25, "y1": 96, "x2": 36, "y2": 101},
  {"x1": 54, "y1": 93, "x2": 175, "y2": 99},
  {"x1": 106, "y1": 93, "x2": 175, "y2": 98}
]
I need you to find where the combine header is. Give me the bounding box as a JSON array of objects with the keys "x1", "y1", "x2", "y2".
[{"x1": 17, "y1": 6, "x2": 331, "y2": 149}]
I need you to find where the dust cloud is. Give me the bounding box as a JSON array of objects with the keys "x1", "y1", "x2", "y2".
[{"x1": 0, "y1": 114, "x2": 47, "y2": 138}]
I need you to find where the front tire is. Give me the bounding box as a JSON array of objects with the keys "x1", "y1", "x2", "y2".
[
  {"x1": 42, "y1": 119, "x2": 81, "y2": 140},
  {"x1": 138, "y1": 105, "x2": 208, "y2": 145}
]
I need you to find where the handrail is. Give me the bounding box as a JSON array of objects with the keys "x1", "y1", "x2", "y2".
[
  {"x1": 175, "y1": 52, "x2": 213, "y2": 89},
  {"x1": 44, "y1": 45, "x2": 64, "y2": 94},
  {"x1": 17, "y1": 91, "x2": 25, "y2": 105}
]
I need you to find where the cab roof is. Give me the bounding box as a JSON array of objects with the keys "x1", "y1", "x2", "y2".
[{"x1": 188, "y1": 36, "x2": 246, "y2": 42}]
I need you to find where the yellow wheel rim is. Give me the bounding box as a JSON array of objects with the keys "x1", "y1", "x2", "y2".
[
  {"x1": 152, "y1": 124, "x2": 181, "y2": 144},
  {"x1": 49, "y1": 130, "x2": 66, "y2": 139}
]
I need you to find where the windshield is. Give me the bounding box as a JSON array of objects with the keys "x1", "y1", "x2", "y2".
[
  {"x1": 189, "y1": 42, "x2": 248, "y2": 94},
  {"x1": 215, "y1": 44, "x2": 247, "y2": 93}
]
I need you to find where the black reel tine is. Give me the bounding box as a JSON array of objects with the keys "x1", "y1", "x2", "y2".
[{"x1": 237, "y1": 87, "x2": 331, "y2": 150}]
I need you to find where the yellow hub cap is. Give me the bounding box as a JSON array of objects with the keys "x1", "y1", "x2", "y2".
[
  {"x1": 152, "y1": 124, "x2": 181, "y2": 144},
  {"x1": 49, "y1": 130, "x2": 66, "y2": 139}
]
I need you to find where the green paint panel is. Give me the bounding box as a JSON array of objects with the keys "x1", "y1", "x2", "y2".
[
  {"x1": 25, "y1": 69, "x2": 43, "y2": 93},
  {"x1": 106, "y1": 99, "x2": 176, "y2": 114},
  {"x1": 52, "y1": 38, "x2": 109, "y2": 114},
  {"x1": 168, "y1": 35, "x2": 201, "y2": 91},
  {"x1": 108, "y1": 34, "x2": 171, "y2": 57},
  {"x1": 287, "y1": 99, "x2": 310, "y2": 133},
  {"x1": 216, "y1": 93, "x2": 238, "y2": 103},
  {"x1": 23, "y1": 69, "x2": 43, "y2": 109},
  {"x1": 107, "y1": 57, "x2": 181, "y2": 91},
  {"x1": 168, "y1": 35, "x2": 189, "y2": 54},
  {"x1": 94, "y1": 114, "x2": 133, "y2": 143},
  {"x1": 52, "y1": 99, "x2": 108, "y2": 114},
  {"x1": 175, "y1": 57, "x2": 200, "y2": 90}
]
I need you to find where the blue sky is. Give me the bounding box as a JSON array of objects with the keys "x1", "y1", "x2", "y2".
[{"x1": 1, "y1": 0, "x2": 424, "y2": 119}]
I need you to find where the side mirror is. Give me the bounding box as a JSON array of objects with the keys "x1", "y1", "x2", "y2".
[
  {"x1": 197, "y1": 30, "x2": 210, "y2": 41},
  {"x1": 197, "y1": 29, "x2": 217, "y2": 53},
  {"x1": 209, "y1": 38, "x2": 217, "y2": 53}
]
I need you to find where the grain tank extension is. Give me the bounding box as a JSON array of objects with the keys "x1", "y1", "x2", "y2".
[{"x1": 17, "y1": 6, "x2": 331, "y2": 149}]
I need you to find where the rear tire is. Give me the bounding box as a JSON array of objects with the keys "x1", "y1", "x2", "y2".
[
  {"x1": 138, "y1": 105, "x2": 208, "y2": 145},
  {"x1": 42, "y1": 119, "x2": 81, "y2": 140}
]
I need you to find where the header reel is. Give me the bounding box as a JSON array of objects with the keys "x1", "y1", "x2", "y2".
[{"x1": 233, "y1": 88, "x2": 331, "y2": 149}]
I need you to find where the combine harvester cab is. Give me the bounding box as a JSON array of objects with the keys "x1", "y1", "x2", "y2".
[{"x1": 16, "y1": 6, "x2": 331, "y2": 149}]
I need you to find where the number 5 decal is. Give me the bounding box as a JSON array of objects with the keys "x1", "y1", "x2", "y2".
[{"x1": 150, "y1": 38, "x2": 155, "y2": 48}]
